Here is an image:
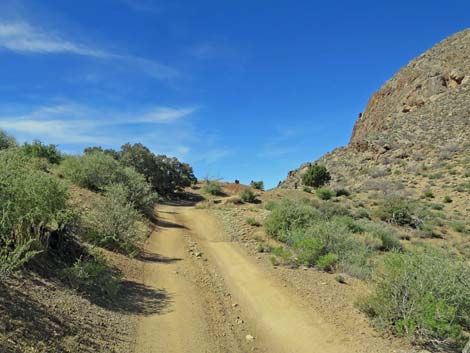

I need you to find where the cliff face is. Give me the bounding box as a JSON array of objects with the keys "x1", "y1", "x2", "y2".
[
  {"x1": 282, "y1": 29, "x2": 470, "y2": 190},
  {"x1": 349, "y1": 29, "x2": 470, "y2": 150}
]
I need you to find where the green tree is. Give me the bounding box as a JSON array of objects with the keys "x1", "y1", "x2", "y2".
[
  {"x1": 0, "y1": 130, "x2": 18, "y2": 150},
  {"x1": 120, "y1": 143, "x2": 196, "y2": 197},
  {"x1": 22, "y1": 140, "x2": 62, "y2": 164},
  {"x1": 302, "y1": 165, "x2": 331, "y2": 188}
]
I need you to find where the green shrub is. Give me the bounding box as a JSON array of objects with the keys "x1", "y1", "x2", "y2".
[
  {"x1": 360, "y1": 221, "x2": 402, "y2": 252},
  {"x1": 355, "y1": 207, "x2": 371, "y2": 219},
  {"x1": 272, "y1": 246, "x2": 293, "y2": 264},
  {"x1": 0, "y1": 150, "x2": 68, "y2": 246},
  {"x1": 316, "y1": 188, "x2": 335, "y2": 200},
  {"x1": 0, "y1": 149, "x2": 68, "y2": 278},
  {"x1": 451, "y1": 221, "x2": 466, "y2": 233},
  {"x1": 0, "y1": 130, "x2": 17, "y2": 150},
  {"x1": 256, "y1": 243, "x2": 272, "y2": 253},
  {"x1": 246, "y1": 218, "x2": 261, "y2": 227},
  {"x1": 240, "y1": 189, "x2": 257, "y2": 203},
  {"x1": 264, "y1": 198, "x2": 377, "y2": 278},
  {"x1": 423, "y1": 189, "x2": 434, "y2": 199},
  {"x1": 316, "y1": 253, "x2": 338, "y2": 272},
  {"x1": 335, "y1": 188, "x2": 350, "y2": 197},
  {"x1": 332, "y1": 216, "x2": 364, "y2": 233},
  {"x1": 22, "y1": 140, "x2": 62, "y2": 164},
  {"x1": 250, "y1": 181, "x2": 264, "y2": 190},
  {"x1": 0, "y1": 238, "x2": 38, "y2": 280},
  {"x1": 443, "y1": 195, "x2": 453, "y2": 203},
  {"x1": 264, "y1": 199, "x2": 321, "y2": 241},
  {"x1": 264, "y1": 200, "x2": 278, "y2": 211},
  {"x1": 116, "y1": 167, "x2": 158, "y2": 213},
  {"x1": 375, "y1": 197, "x2": 414, "y2": 226},
  {"x1": 301, "y1": 165, "x2": 331, "y2": 188},
  {"x1": 430, "y1": 203, "x2": 444, "y2": 210},
  {"x1": 87, "y1": 184, "x2": 147, "y2": 255},
  {"x1": 291, "y1": 234, "x2": 324, "y2": 266},
  {"x1": 61, "y1": 152, "x2": 121, "y2": 191},
  {"x1": 202, "y1": 181, "x2": 223, "y2": 196},
  {"x1": 302, "y1": 186, "x2": 312, "y2": 193},
  {"x1": 360, "y1": 247, "x2": 469, "y2": 349},
  {"x1": 61, "y1": 252, "x2": 121, "y2": 300}
]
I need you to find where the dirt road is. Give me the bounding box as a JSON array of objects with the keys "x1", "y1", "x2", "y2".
[{"x1": 133, "y1": 204, "x2": 374, "y2": 353}]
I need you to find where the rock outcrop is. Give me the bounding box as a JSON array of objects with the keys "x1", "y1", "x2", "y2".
[{"x1": 281, "y1": 29, "x2": 470, "y2": 190}]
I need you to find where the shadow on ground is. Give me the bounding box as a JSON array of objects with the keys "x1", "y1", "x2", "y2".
[
  {"x1": 115, "y1": 281, "x2": 173, "y2": 316},
  {"x1": 138, "y1": 252, "x2": 182, "y2": 264}
]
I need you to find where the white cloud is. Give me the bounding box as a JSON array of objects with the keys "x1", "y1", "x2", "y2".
[
  {"x1": 0, "y1": 22, "x2": 105, "y2": 56},
  {"x1": 0, "y1": 21, "x2": 178, "y2": 79},
  {"x1": 0, "y1": 103, "x2": 197, "y2": 144}
]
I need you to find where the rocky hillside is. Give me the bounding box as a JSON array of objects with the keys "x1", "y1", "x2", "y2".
[
  {"x1": 283, "y1": 28, "x2": 470, "y2": 187},
  {"x1": 281, "y1": 29, "x2": 470, "y2": 253}
]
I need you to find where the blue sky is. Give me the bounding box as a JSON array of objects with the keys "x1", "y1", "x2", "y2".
[{"x1": 0, "y1": 0, "x2": 469, "y2": 188}]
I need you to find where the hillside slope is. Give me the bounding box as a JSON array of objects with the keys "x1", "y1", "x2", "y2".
[{"x1": 281, "y1": 29, "x2": 470, "y2": 253}]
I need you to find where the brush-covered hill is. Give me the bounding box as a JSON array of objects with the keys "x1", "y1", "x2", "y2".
[{"x1": 281, "y1": 29, "x2": 470, "y2": 254}]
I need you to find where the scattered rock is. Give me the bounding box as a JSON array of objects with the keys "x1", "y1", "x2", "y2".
[{"x1": 245, "y1": 334, "x2": 255, "y2": 342}]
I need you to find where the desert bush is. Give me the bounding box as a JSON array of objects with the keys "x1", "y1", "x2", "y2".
[
  {"x1": 443, "y1": 195, "x2": 453, "y2": 203},
  {"x1": 368, "y1": 167, "x2": 391, "y2": 178},
  {"x1": 430, "y1": 203, "x2": 444, "y2": 210},
  {"x1": 333, "y1": 216, "x2": 364, "y2": 233},
  {"x1": 335, "y1": 188, "x2": 350, "y2": 197},
  {"x1": 61, "y1": 251, "x2": 121, "y2": 299},
  {"x1": 240, "y1": 188, "x2": 257, "y2": 203},
  {"x1": 202, "y1": 181, "x2": 223, "y2": 196},
  {"x1": 0, "y1": 130, "x2": 17, "y2": 150},
  {"x1": 116, "y1": 167, "x2": 158, "y2": 213},
  {"x1": 250, "y1": 181, "x2": 264, "y2": 190},
  {"x1": 423, "y1": 189, "x2": 434, "y2": 199},
  {"x1": 360, "y1": 247, "x2": 469, "y2": 349},
  {"x1": 291, "y1": 234, "x2": 324, "y2": 266},
  {"x1": 302, "y1": 165, "x2": 331, "y2": 188},
  {"x1": 316, "y1": 253, "x2": 339, "y2": 272},
  {"x1": 359, "y1": 221, "x2": 402, "y2": 251},
  {"x1": 0, "y1": 237, "x2": 38, "y2": 280},
  {"x1": 246, "y1": 218, "x2": 261, "y2": 227},
  {"x1": 87, "y1": 184, "x2": 147, "y2": 255},
  {"x1": 316, "y1": 188, "x2": 335, "y2": 200},
  {"x1": 0, "y1": 150, "x2": 68, "y2": 246},
  {"x1": 265, "y1": 198, "x2": 376, "y2": 278},
  {"x1": 354, "y1": 207, "x2": 371, "y2": 219},
  {"x1": 451, "y1": 221, "x2": 466, "y2": 233},
  {"x1": 375, "y1": 197, "x2": 414, "y2": 226},
  {"x1": 61, "y1": 152, "x2": 120, "y2": 191},
  {"x1": 256, "y1": 243, "x2": 272, "y2": 253},
  {"x1": 0, "y1": 149, "x2": 68, "y2": 278},
  {"x1": 22, "y1": 140, "x2": 62, "y2": 164},
  {"x1": 264, "y1": 200, "x2": 278, "y2": 211},
  {"x1": 264, "y1": 199, "x2": 321, "y2": 241}
]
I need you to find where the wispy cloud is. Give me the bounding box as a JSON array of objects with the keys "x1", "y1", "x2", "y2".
[
  {"x1": 0, "y1": 22, "x2": 105, "y2": 56},
  {"x1": 0, "y1": 21, "x2": 178, "y2": 79},
  {"x1": 0, "y1": 103, "x2": 196, "y2": 144}
]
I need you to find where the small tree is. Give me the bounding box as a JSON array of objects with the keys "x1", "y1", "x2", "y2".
[
  {"x1": 302, "y1": 165, "x2": 331, "y2": 188},
  {"x1": 240, "y1": 189, "x2": 257, "y2": 203},
  {"x1": 22, "y1": 140, "x2": 62, "y2": 164},
  {"x1": 0, "y1": 130, "x2": 17, "y2": 150},
  {"x1": 250, "y1": 181, "x2": 264, "y2": 190}
]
